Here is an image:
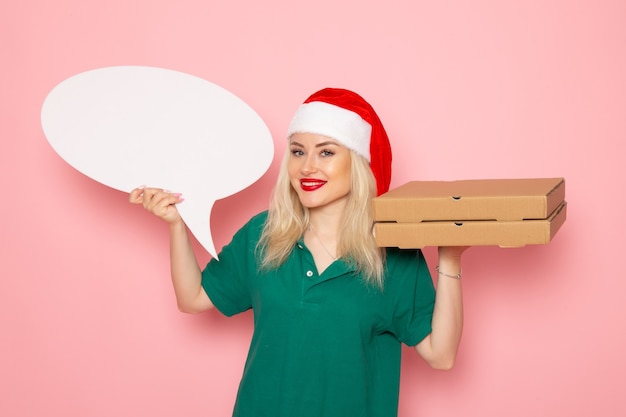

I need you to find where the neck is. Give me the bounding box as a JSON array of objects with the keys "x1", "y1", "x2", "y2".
[{"x1": 308, "y1": 209, "x2": 343, "y2": 237}]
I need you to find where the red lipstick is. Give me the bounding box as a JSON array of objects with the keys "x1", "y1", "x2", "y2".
[{"x1": 300, "y1": 178, "x2": 327, "y2": 191}]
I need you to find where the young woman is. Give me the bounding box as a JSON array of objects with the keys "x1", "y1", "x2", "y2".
[{"x1": 129, "y1": 88, "x2": 467, "y2": 417}]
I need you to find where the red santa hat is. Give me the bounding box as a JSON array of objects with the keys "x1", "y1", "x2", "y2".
[{"x1": 287, "y1": 88, "x2": 392, "y2": 196}]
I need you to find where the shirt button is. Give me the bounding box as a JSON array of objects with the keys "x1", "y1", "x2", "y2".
[{"x1": 306, "y1": 270, "x2": 313, "y2": 277}]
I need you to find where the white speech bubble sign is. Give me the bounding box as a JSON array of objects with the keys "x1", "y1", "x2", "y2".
[{"x1": 41, "y1": 66, "x2": 274, "y2": 258}]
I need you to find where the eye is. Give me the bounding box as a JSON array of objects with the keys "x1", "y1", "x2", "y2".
[
  {"x1": 321, "y1": 149, "x2": 335, "y2": 157},
  {"x1": 290, "y1": 148, "x2": 304, "y2": 156}
]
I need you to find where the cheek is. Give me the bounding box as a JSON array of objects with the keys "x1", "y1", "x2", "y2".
[
  {"x1": 332, "y1": 159, "x2": 352, "y2": 190},
  {"x1": 287, "y1": 162, "x2": 302, "y2": 190},
  {"x1": 339, "y1": 155, "x2": 352, "y2": 178},
  {"x1": 287, "y1": 159, "x2": 298, "y2": 179}
]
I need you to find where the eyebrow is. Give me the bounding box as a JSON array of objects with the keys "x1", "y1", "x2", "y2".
[{"x1": 290, "y1": 140, "x2": 341, "y2": 148}]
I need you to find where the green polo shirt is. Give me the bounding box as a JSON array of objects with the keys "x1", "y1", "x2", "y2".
[{"x1": 201, "y1": 211, "x2": 435, "y2": 417}]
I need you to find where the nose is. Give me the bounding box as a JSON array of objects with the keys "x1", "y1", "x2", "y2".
[{"x1": 300, "y1": 154, "x2": 317, "y2": 175}]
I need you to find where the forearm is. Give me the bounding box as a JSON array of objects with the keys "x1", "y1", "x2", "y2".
[
  {"x1": 416, "y1": 251, "x2": 464, "y2": 370},
  {"x1": 169, "y1": 220, "x2": 212, "y2": 313}
]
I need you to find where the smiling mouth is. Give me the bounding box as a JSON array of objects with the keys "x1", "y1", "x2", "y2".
[{"x1": 300, "y1": 179, "x2": 327, "y2": 191}]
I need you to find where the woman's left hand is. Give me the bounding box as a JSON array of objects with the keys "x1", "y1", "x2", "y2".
[
  {"x1": 438, "y1": 246, "x2": 470, "y2": 260},
  {"x1": 436, "y1": 246, "x2": 470, "y2": 281}
]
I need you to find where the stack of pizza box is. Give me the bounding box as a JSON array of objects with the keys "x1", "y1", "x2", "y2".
[{"x1": 373, "y1": 178, "x2": 566, "y2": 248}]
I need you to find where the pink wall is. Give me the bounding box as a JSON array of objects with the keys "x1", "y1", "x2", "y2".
[{"x1": 2, "y1": 0, "x2": 625, "y2": 415}]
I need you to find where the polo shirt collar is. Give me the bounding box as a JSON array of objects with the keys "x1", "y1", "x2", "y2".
[{"x1": 295, "y1": 238, "x2": 356, "y2": 281}]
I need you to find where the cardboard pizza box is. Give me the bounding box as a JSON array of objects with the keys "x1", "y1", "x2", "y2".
[
  {"x1": 374, "y1": 202, "x2": 566, "y2": 248},
  {"x1": 372, "y1": 178, "x2": 567, "y2": 248},
  {"x1": 373, "y1": 177, "x2": 565, "y2": 222}
]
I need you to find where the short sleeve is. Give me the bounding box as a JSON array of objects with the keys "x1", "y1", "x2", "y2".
[
  {"x1": 384, "y1": 248, "x2": 436, "y2": 346},
  {"x1": 201, "y1": 212, "x2": 266, "y2": 316}
]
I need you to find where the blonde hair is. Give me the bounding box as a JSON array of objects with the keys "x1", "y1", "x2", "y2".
[{"x1": 257, "y1": 147, "x2": 385, "y2": 288}]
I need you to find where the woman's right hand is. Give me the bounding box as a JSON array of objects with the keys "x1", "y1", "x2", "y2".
[{"x1": 129, "y1": 186, "x2": 184, "y2": 225}]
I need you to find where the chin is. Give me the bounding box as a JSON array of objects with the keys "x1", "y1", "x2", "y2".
[{"x1": 299, "y1": 199, "x2": 321, "y2": 209}]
